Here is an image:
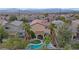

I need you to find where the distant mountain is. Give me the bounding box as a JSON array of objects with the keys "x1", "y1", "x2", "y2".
[
  {"x1": 0, "y1": 8, "x2": 79, "y2": 14},
  {"x1": 20, "y1": 8, "x2": 79, "y2": 13},
  {"x1": 0, "y1": 8, "x2": 20, "y2": 14},
  {"x1": 20, "y1": 8, "x2": 77, "y2": 13}
]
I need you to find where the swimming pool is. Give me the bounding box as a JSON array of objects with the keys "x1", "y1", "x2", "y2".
[
  {"x1": 25, "y1": 40, "x2": 56, "y2": 50},
  {"x1": 26, "y1": 40, "x2": 43, "y2": 49}
]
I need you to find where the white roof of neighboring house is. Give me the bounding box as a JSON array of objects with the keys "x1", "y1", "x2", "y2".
[
  {"x1": 3, "y1": 21, "x2": 24, "y2": 33},
  {"x1": 52, "y1": 20, "x2": 65, "y2": 30},
  {"x1": 0, "y1": 20, "x2": 8, "y2": 26},
  {"x1": 52, "y1": 20, "x2": 64, "y2": 27},
  {"x1": 72, "y1": 20, "x2": 79, "y2": 32},
  {"x1": 11, "y1": 21, "x2": 23, "y2": 26},
  {"x1": 72, "y1": 20, "x2": 79, "y2": 28}
]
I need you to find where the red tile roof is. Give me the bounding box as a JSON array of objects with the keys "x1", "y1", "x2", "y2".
[{"x1": 30, "y1": 19, "x2": 49, "y2": 26}]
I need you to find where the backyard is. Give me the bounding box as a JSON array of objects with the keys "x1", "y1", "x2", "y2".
[{"x1": 0, "y1": 12, "x2": 79, "y2": 50}]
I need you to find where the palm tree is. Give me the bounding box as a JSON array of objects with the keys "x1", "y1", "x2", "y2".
[
  {"x1": 49, "y1": 23, "x2": 58, "y2": 47},
  {"x1": 57, "y1": 25, "x2": 72, "y2": 48},
  {"x1": 57, "y1": 18, "x2": 72, "y2": 49},
  {"x1": 22, "y1": 22, "x2": 31, "y2": 41},
  {"x1": 59, "y1": 16, "x2": 72, "y2": 25}
]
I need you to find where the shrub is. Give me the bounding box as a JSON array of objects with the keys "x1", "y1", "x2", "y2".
[
  {"x1": 2, "y1": 38, "x2": 28, "y2": 49},
  {"x1": 44, "y1": 36, "x2": 51, "y2": 45},
  {"x1": 71, "y1": 43, "x2": 79, "y2": 49}
]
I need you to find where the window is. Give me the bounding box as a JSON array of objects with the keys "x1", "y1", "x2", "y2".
[
  {"x1": 19, "y1": 32, "x2": 23, "y2": 35},
  {"x1": 5, "y1": 27, "x2": 9, "y2": 29}
]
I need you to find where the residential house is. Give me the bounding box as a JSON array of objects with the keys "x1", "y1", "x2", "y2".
[
  {"x1": 30, "y1": 19, "x2": 50, "y2": 39},
  {"x1": 0, "y1": 19, "x2": 8, "y2": 26},
  {"x1": 3, "y1": 20, "x2": 25, "y2": 38},
  {"x1": 72, "y1": 20, "x2": 79, "y2": 41}
]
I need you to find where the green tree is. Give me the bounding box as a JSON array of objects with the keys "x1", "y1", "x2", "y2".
[
  {"x1": 71, "y1": 43, "x2": 79, "y2": 49},
  {"x1": 44, "y1": 35, "x2": 51, "y2": 45},
  {"x1": 64, "y1": 44, "x2": 72, "y2": 50},
  {"x1": 0, "y1": 25, "x2": 8, "y2": 43},
  {"x1": 9, "y1": 15, "x2": 17, "y2": 22},
  {"x1": 58, "y1": 16, "x2": 72, "y2": 24},
  {"x1": 58, "y1": 16, "x2": 65, "y2": 21},
  {"x1": 30, "y1": 30, "x2": 36, "y2": 39},
  {"x1": 57, "y1": 17, "x2": 72, "y2": 49},
  {"x1": 21, "y1": 17, "x2": 29, "y2": 23},
  {"x1": 57, "y1": 25, "x2": 72, "y2": 48},
  {"x1": 49, "y1": 23, "x2": 58, "y2": 47},
  {"x1": 44, "y1": 13, "x2": 48, "y2": 17},
  {"x1": 75, "y1": 15, "x2": 79, "y2": 19},
  {"x1": 2, "y1": 38, "x2": 28, "y2": 49}
]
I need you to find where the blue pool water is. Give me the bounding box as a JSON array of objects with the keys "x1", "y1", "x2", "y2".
[
  {"x1": 30, "y1": 44, "x2": 42, "y2": 49},
  {"x1": 26, "y1": 40, "x2": 43, "y2": 49},
  {"x1": 25, "y1": 41, "x2": 56, "y2": 50},
  {"x1": 26, "y1": 44, "x2": 43, "y2": 49}
]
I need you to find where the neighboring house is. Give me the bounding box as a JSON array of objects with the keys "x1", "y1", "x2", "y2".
[
  {"x1": 52, "y1": 20, "x2": 64, "y2": 29},
  {"x1": 72, "y1": 20, "x2": 79, "y2": 41},
  {"x1": 0, "y1": 19, "x2": 8, "y2": 26},
  {"x1": 30, "y1": 19, "x2": 50, "y2": 39},
  {"x1": 3, "y1": 21, "x2": 25, "y2": 38},
  {"x1": 0, "y1": 16, "x2": 8, "y2": 26},
  {"x1": 72, "y1": 20, "x2": 79, "y2": 32}
]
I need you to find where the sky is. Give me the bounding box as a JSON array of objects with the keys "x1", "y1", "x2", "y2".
[
  {"x1": 0, "y1": 0, "x2": 78, "y2": 8},
  {"x1": 0, "y1": 0, "x2": 78, "y2": 10}
]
